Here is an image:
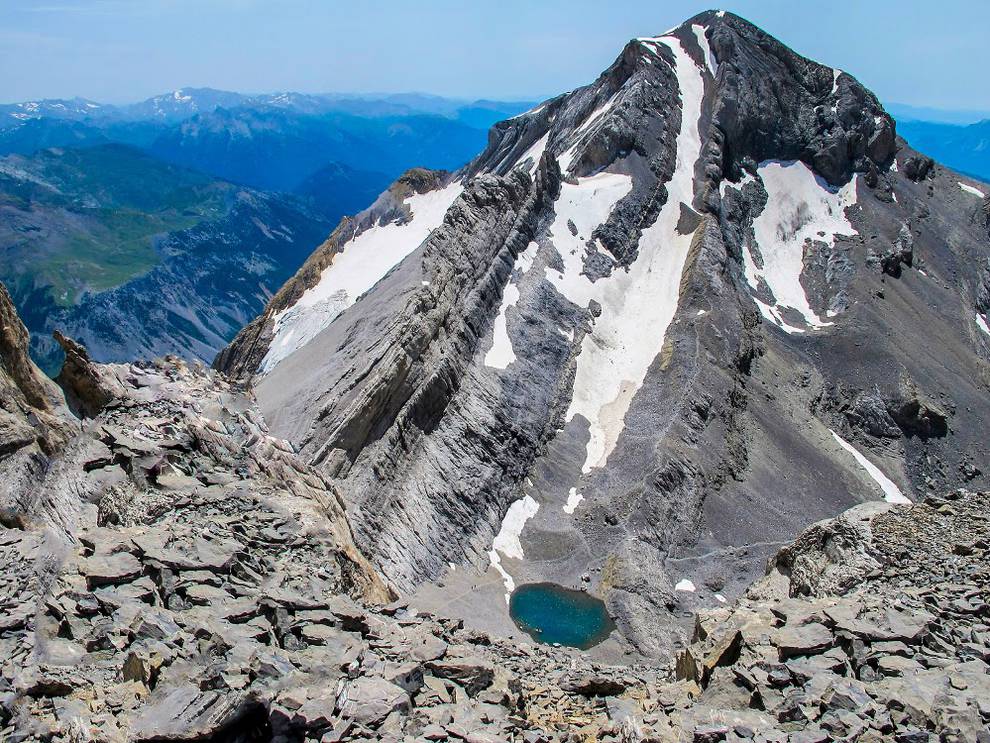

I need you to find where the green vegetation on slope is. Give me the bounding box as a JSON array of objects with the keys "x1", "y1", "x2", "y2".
[{"x1": 0, "y1": 144, "x2": 237, "y2": 306}]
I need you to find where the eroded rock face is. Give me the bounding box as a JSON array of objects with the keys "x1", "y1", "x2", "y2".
[
  {"x1": 216, "y1": 10, "x2": 990, "y2": 659},
  {"x1": 0, "y1": 281, "x2": 75, "y2": 527}
]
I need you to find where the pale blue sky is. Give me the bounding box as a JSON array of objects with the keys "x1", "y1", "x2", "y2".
[{"x1": 1, "y1": 0, "x2": 987, "y2": 112}]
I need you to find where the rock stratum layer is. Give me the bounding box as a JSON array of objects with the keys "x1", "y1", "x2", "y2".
[{"x1": 218, "y1": 10, "x2": 990, "y2": 658}]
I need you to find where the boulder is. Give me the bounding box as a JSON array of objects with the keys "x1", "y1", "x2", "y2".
[
  {"x1": 426, "y1": 656, "x2": 496, "y2": 696},
  {"x1": 336, "y1": 676, "x2": 410, "y2": 727}
]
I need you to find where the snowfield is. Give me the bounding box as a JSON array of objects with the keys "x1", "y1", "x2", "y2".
[
  {"x1": 744, "y1": 160, "x2": 858, "y2": 333},
  {"x1": 549, "y1": 33, "x2": 705, "y2": 474},
  {"x1": 563, "y1": 488, "x2": 584, "y2": 514},
  {"x1": 260, "y1": 182, "x2": 463, "y2": 372}
]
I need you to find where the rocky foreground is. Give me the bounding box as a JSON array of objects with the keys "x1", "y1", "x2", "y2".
[{"x1": 1, "y1": 357, "x2": 986, "y2": 742}]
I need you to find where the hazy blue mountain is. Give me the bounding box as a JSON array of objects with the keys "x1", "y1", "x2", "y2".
[
  {"x1": 0, "y1": 88, "x2": 537, "y2": 371},
  {"x1": 147, "y1": 107, "x2": 490, "y2": 193},
  {"x1": 293, "y1": 161, "x2": 391, "y2": 216},
  {"x1": 898, "y1": 119, "x2": 990, "y2": 183},
  {"x1": 887, "y1": 102, "x2": 990, "y2": 124}
]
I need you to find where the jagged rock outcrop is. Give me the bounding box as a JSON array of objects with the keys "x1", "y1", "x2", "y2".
[
  {"x1": 52, "y1": 329, "x2": 125, "y2": 418},
  {"x1": 216, "y1": 10, "x2": 990, "y2": 659},
  {"x1": 0, "y1": 282, "x2": 75, "y2": 527}
]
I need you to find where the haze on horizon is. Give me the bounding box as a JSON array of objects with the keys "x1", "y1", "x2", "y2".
[{"x1": 1, "y1": 0, "x2": 988, "y2": 115}]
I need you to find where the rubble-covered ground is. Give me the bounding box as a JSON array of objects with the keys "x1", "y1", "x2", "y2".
[{"x1": 1, "y1": 360, "x2": 987, "y2": 742}]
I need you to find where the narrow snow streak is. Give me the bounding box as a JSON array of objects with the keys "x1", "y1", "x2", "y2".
[
  {"x1": 959, "y1": 181, "x2": 986, "y2": 198},
  {"x1": 485, "y1": 241, "x2": 538, "y2": 369},
  {"x1": 488, "y1": 495, "x2": 540, "y2": 603},
  {"x1": 551, "y1": 34, "x2": 706, "y2": 474},
  {"x1": 558, "y1": 94, "x2": 621, "y2": 173},
  {"x1": 977, "y1": 313, "x2": 990, "y2": 337},
  {"x1": 745, "y1": 161, "x2": 858, "y2": 333},
  {"x1": 515, "y1": 131, "x2": 550, "y2": 175},
  {"x1": 509, "y1": 102, "x2": 547, "y2": 120},
  {"x1": 829, "y1": 430, "x2": 910, "y2": 504},
  {"x1": 261, "y1": 182, "x2": 463, "y2": 372},
  {"x1": 831, "y1": 69, "x2": 842, "y2": 95},
  {"x1": 691, "y1": 24, "x2": 717, "y2": 76}
]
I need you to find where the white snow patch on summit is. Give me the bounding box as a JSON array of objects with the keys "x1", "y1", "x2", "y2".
[
  {"x1": 959, "y1": 181, "x2": 986, "y2": 198},
  {"x1": 489, "y1": 495, "x2": 540, "y2": 603},
  {"x1": 548, "y1": 34, "x2": 706, "y2": 474},
  {"x1": 260, "y1": 182, "x2": 463, "y2": 373},
  {"x1": 829, "y1": 429, "x2": 910, "y2": 504},
  {"x1": 744, "y1": 161, "x2": 857, "y2": 333}
]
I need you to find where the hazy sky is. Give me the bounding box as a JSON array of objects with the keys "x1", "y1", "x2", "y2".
[{"x1": 1, "y1": 0, "x2": 987, "y2": 111}]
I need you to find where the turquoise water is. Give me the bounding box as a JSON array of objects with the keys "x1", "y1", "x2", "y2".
[{"x1": 508, "y1": 582, "x2": 616, "y2": 649}]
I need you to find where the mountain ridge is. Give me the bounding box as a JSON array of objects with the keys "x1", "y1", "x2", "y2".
[{"x1": 218, "y1": 9, "x2": 990, "y2": 662}]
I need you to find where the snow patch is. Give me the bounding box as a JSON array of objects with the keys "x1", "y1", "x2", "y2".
[
  {"x1": 509, "y1": 102, "x2": 547, "y2": 120},
  {"x1": 691, "y1": 24, "x2": 717, "y2": 76},
  {"x1": 563, "y1": 488, "x2": 584, "y2": 514},
  {"x1": 977, "y1": 313, "x2": 990, "y2": 337},
  {"x1": 831, "y1": 69, "x2": 842, "y2": 95},
  {"x1": 484, "y1": 241, "x2": 538, "y2": 370},
  {"x1": 484, "y1": 282, "x2": 521, "y2": 369},
  {"x1": 675, "y1": 579, "x2": 696, "y2": 592},
  {"x1": 261, "y1": 182, "x2": 463, "y2": 372},
  {"x1": 715, "y1": 593, "x2": 727, "y2": 603},
  {"x1": 744, "y1": 161, "x2": 858, "y2": 332},
  {"x1": 550, "y1": 34, "x2": 706, "y2": 474},
  {"x1": 489, "y1": 495, "x2": 540, "y2": 603},
  {"x1": 890, "y1": 159, "x2": 898, "y2": 173},
  {"x1": 959, "y1": 181, "x2": 986, "y2": 198},
  {"x1": 829, "y1": 429, "x2": 910, "y2": 504}
]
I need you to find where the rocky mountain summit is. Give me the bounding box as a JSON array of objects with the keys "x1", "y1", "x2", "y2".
[
  {"x1": 218, "y1": 9, "x2": 990, "y2": 660},
  {"x1": 3, "y1": 8, "x2": 990, "y2": 742}
]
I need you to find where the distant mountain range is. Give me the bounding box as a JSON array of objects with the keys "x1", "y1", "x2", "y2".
[
  {"x1": 0, "y1": 88, "x2": 535, "y2": 372},
  {"x1": 882, "y1": 103, "x2": 990, "y2": 184},
  {"x1": 897, "y1": 119, "x2": 990, "y2": 184},
  {"x1": 0, "y1": 144, "x2": 334, "y2": 374},
  {"x1": 0, "y1": 87, "x2": 535, "y2": 130}
]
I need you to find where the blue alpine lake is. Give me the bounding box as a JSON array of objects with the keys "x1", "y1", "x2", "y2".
[{"x1": 508, "y1": 582, "x2": 616, "y2": 649}]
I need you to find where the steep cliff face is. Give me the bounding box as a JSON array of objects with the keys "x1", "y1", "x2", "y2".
[
  {"x1": 0, "y1": 281, "x2": 75, "y2": 527},
  {"x1": 218, "y1": 11, "x2": 990, "y2": 657}
]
